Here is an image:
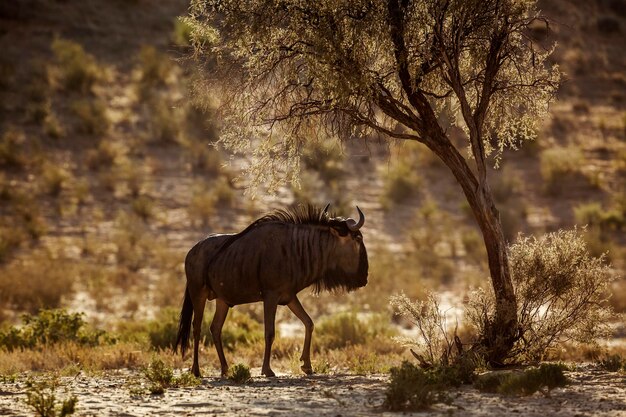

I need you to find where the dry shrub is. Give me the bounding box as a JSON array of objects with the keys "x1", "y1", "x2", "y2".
[
  {"x1": 227, "y1": 363, "x2": 252, "y2": 384},
  {"x1": 146, "y1": 98, "x2": 182, "y2": 144},
  {"x1": 44, "y1": 113, "x2": 64, "y2": 139},
  {"x1": 85, "y1": 140, "x2": 128, "y2": 171},
  {"x1": 112, "y1": 212, "x2": 151, "y2": 271},
  {"x1": 40, "y1": 162, "x2": 71, "y2": 197},
  {"x1": 186, "y1": 141, "x2": 222, "y2": 175},
  {"x1": 390, "y1": 292, "x2": 467, "y2": 368},
  {"x1": 407, "y1": 200, "x2": 456, "y2": 285},
  {"x1": 540, "y1": 146, "x2": 585, "y2": 194},
  {"x1": 137, "y1": 46, "x2": 172, "y2": 91},
  {"x1": 187, "y1": 178, "x2": 234, "y2": 226},
  {"x1": 574, "y1": 202, "x2": 625, "y2": 232},
  {"x1": 380, "y1": 151, "x2": 422, "y2": 209},
  {"x1": 0, "y1": 128, "x2": 28, "y2": 169},
  {"x1": 0, "y1": 341, "x2": 151, "y2": 374},
  {"x1": 314, "y1": 312, "x2": 394, "y2": 351},
  {"x1": 51, "y1": 38, "x2": 102, "y2": 94},
  {"x1": 301, "y1": 139, "x2": 344, "y2": 184},
  {"x1": 466, "y1": 229, "x2": 617, "y2": 363},
  {"x1": 0, "y1": 252, "x2": 74, "y2": 313},
  {"x1": 71, "y1": 99, "x2": 109, "y2": 136}
]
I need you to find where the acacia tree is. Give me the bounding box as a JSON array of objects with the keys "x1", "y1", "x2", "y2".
[{"x1": 185, "y1": 0, "x2": 560, "y2": 364}]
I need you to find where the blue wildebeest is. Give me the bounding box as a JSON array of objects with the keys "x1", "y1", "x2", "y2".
[{"x1": 175, "y1": 204, "x2": 368, "y2": 377}]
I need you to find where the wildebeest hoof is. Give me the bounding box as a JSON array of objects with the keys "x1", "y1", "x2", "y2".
[
  {"x1": 220, "y1": 368, "x2": 229, "y2": 378},
  {"x1": 192, "y1": 367, "x2": 201, "y2": 378},
  {"x1": 301, "y1": 365, "x2": 313, "y2": 375},
  {"x1": 262, "y1": 369, "x2": 276, "y2": 377}
]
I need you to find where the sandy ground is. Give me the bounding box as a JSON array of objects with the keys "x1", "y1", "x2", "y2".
[{"x1": 0, "y1": 365, "x2": 625, "y2": 416}]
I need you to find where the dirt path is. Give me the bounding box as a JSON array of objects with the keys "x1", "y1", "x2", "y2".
[{"x1": 1, "y1": 365, "x2": 625, "y2": 416}]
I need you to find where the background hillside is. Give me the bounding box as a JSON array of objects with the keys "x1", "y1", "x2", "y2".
[{"x1": 0, "y1": 0, "x2": 624, "y2": 330}]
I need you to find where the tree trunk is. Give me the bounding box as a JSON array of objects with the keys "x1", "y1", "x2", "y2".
[{"x1": 429, "y1": 140, "x2": 518, "y2": 366}]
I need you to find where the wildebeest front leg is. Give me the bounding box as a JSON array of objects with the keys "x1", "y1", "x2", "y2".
[
  {"x1": 210, "y1": 299, "x2": 230, "y2": 377},
  {"x1": 262, "y1": 295, "x2": 279, "y2": 377},
  {"x1": 287, "y1": 297, "x2": 314, "y2": 375}
]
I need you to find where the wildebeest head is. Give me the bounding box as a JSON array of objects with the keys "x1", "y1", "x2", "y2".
[{"x1": 323, "y1": 205, "x2": 369, "y2": 291}]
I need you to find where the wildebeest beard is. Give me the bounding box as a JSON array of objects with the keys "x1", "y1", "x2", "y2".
[{"x1": 312, "y1": 242, "x2": 368, "y2": 294}]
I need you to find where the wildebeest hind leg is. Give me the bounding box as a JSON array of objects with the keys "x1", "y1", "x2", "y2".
[
  {"x1": 210, "y1": 299, "x2": 230, "y2": 377},
  {"x1": 287, "y1": 297, "x2": 314, "y2": 375},
  {"x1": 191, "y1": 290, "x2": 208, "y2": 377},
  {"x1": 261, "y1": 295, "x2": 279, "y2": 377}
]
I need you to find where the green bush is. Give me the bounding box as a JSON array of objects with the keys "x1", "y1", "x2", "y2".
[
  {"x1": 316, "y1": 312, "x2": 368, "y2": 349},
  {"x1": 228, "y1": 363, "x2": 252, "y2": 384},
  {"x1": 144, "y1": 358, "x2": 173, "y2": 393},
  {"x1": 25, "y1": 378, "x2": 77, "y2": 417},
  {"x1": 475, "y1": 364, "x2": 568, "y2": 396},
  {"x1": 142, "y1": 358, "x2": 201, "y2": 395},
  {"x1": 146, "y1": 307, "x2": 181, "y2": 351},
  {"x1": 0, "y1": 309, "x2": 109, "y2": 351},
  {"x1": 51, "y1": 38, "x2": 102, "y2": 93},
  {"x1": 219, "y1": 310, "x2": 264, "y2": 351},
  {"x1": 574, "y1": 202, "x2": 625, "y2": 231},
  {"x1": 384, "y1": 361, "x2": 445, "y2": 411}
]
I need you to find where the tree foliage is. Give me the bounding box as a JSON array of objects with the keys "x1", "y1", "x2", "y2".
[{"x1": 187, "y1": 0, "x2": 559, "y2": 189}]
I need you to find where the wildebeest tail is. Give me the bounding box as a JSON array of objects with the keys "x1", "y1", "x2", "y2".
[{"x1": 175, "y1": 286, "x2": 193, "y2": 357}]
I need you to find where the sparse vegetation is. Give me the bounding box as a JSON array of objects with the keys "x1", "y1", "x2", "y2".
[
  {"x1": 0, "y1": 309, "x2": 108, "y2": 351},
  {"x1": 540, "y1": 146, "x2": 585, "y2": 193},
  {"x1": 598, "y1": 354, "x2": 625, "y2": 372},
  {"x1": 380, "y1": 152, "x2": 422, "y2": 209},
  {"x1": 315, "y1": 312, "x2": 393, "y2": 351},
  {"x1": 51, "y1": 38, "x2": 102, "y2": 94},
  {"x1": 0, "y1": 128, "x2": 28, "y2": 169},
  {"x1": 0, "y1": 253, "x2": 75, "y2": 313},
  {"x1": 383, "y1": 361, "x2": 449, "y2": 411},
  {"x1": 131, "y1": 195, "x2": 154, "y2": 221},
  {"x1": 71, "y1": 98, "x2": 109, "y2": 135},
  {"x1": 25, "y1": 377, "x2": 78, "y2": 417},
  {"x1": 138, "y1": 358, "x2": 201, "y2": 395},
  {"x1": 390, "y1": 292, "x2": 466, "y2": 368},
  {"x1": 475, "y1": 363, "x2": 568, "y2": 396},
  {"x1": 301, "y1": 140, "x2": 344, "y2": 184},
  {"x1": 228, "y1": 363, "x2": 252, "y2": 384}
]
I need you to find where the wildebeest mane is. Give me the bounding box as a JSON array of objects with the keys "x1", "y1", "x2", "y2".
[{"x1": 204, "y1": 204, "x2": 343, "y2": 281}]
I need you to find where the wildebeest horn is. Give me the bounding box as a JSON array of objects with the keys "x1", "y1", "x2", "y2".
[
  {"x1": 322, "y1": 203, "x2": 330, "y2": 214},
  {"x1": 346, "y1": 206, "x2": 365, "y2": 231}
]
